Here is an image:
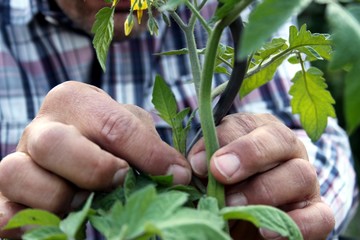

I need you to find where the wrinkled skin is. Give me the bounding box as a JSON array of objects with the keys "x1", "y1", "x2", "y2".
[{"x1": 0, "y1": 82, "x2": 334, "y2": 239}]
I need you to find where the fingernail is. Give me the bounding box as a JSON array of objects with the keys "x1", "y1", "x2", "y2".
[
  {"x1": 227, "y1": 192, "x2": 248, "y2": 206},
  {"x1": 71, "y1": 191, "x2": 91, "y2": 209},
  {"x1": 189, "y1": 151, "x2": 208, "y2": 176},
  {"x1": 214, "y1": 153, "x2": 240, "y2": 180},
  {"x1": 259, "y1": 228, "x2": 282, "y2": 240},
  {"x1": 112, "y1": 167, "x2": 129, "y2": 187},
  {"x1": 167, "y1": 165, "x2": 191, "y2": 185}
]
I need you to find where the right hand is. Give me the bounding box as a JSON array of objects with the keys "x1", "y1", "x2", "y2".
[{"x1": 0, "y1": 81, "x2": 191, "y2": 238}]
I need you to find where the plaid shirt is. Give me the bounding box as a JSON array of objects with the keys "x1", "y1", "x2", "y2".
[{"x1": 0, "y1": 0, "x2": 358, "y2": 238}]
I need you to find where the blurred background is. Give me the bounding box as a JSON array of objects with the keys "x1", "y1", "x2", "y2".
[{"x1": 298, "y1": 2, "x2": 360, "y2": 238}]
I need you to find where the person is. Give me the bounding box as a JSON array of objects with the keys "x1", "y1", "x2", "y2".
[{"x1": 0, "y1": 0, "x2": 358, "y2": 239}]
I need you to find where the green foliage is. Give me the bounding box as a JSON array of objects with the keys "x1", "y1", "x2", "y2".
[
  {"x1": 326, "y1": 2, "x2": 360, "y2": 133},
  {"x1": 239, "y1": 0, "x2": 312, "y2": 59},
  {"x1": 3, "y1": 209, "x2": 61, "y2": 230},
  {"x1": 221, "y1": 205, "x2": 303, "y2": 240},
  {"x1": 290, "y1": 67, "x2": 336, "y2": 141},
  {"x1": 91, "y1": 7, "x2": 115, "y2": 72},
  {"x1": 238, "y1": 24, "x2": 335, "y2": 141},
  {"x1": 152, "y1": 75, "x2": 192, "y2": 154},
  {"x1": 60, "y1": 194, "x2": 95, "y2": 239}
]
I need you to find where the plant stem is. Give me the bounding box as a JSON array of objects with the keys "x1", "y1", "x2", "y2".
[
  {"x1": 186, "y1": 0, "x2": 212, "y2": 34},
  {"x1": 199, "y1": 0, "x2": 252, "y2": 209}
]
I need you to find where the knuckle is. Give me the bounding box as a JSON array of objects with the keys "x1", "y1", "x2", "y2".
[
  {"x1": 99, "y1": 110, "x2": 137, "y2": 146},
  {"x1": 225, "y1": 113, "x2": 258, "y2": 134},
  {"x1": 292, "y1": 159, "x2": 318, "y2": 193},
  {"x1": 43, "y1": 81, "x2": 81, "y2": 106},
  {"x1": 27, "y1": 123, "x2": 70, "y2": 161}
]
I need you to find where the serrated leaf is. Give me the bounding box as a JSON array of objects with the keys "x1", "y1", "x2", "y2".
[
  {"x1": 3, "y1": 209, "x2": 61, "y2": 230},
  {"x1": 345, "y1": 61, "x2": 360, "y2": 133},
  {"x1": 22, "y1": 226, "x2": 66, "y2": 240},
  {"x1": 221, "y1": 205, "x2": 303, "y2": 240},
  {"x1": 91, "y1": 7, "x2": 115, "y2": 72},
  {"x1": 60, "y1": 193, "x2": 94, "y2": 239},
  {"x1": 289, "y1": 24, "x2": 332, "y2": 61},
  {"x1": 240, "y1": 55, "x2": 287, "y2": 98},
  {"x1": 326, "y1": 3, "x2": 360, "y2": 69},
  {"x1": 289, "y1": 67, "x2": 336, "y2": 141},
  {"x1": 253, "y1": 38, "x2": 288, "y2": 65},
  {"x1": 240, "y1": 0, "x2": 312, "y2": 59}
]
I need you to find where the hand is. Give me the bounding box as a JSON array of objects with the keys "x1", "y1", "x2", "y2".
[
  {"x1": 187, "y1": 113, "x2": 335, "y2": 240},
  {"x1": 0, "y1": 81, "x2": 191, "y2": 238}
]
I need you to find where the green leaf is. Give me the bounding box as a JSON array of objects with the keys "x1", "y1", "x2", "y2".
[
  {"x1": 213, "y1": 0, "x2": 238, "y2": 22},
  {"x1": 240, "y1": 55, "x2": 287, "y2": 98},
  {"x1": 345, "y1": 61, "x2": 360, "y2": 133},
  {"x1": 240, "y1": 0, "x2": 311, "y2": 59},
  {"x1": 221, "y1": 205, "x2": 303, "y2": 240},
  {"x1": 92, "y1": 185, "x2": 190, "y2": 239},
  {"x1": 144, "y1": 191, "x2": 189, "y2": 222},
  {"x1": 149, "y1": 174, "x2": 174, "y2": 186},
  {"x1": 167, "y1": 185, "x2": 203, "y2": 201},
  {"x1": 92, "y1": 187, "x2": 124, "y2": 211},
  {"x1": 153, "y1": 208, "x2": 230, "y2": 240},
  {"x1": 90, "y1": 201, "x2": 127, "y2": 240},
  {"x1": 197, "y1": 196, "x2": 219, "y2": 214},
  {"x1": 172, "y1": 108, "x2": 191, "y2": 154},
  {"x1": 326, "y1": 2, "x2": 360, "y2": 69},
  {"x1": 289, "y1": 67, "x2": 336, "y2": 141},
  {"x1": 152, "y1": 75, "x2": 178, "y2": 125},
  {"x1": 124, "y1": 168, "x2": 137, "y2": 200},
  {"x1": 22, "y1": 226, "x2": 66, "y2": 240},
  {"x1": 60, "y1": 193, "x2": 95, "y2": 239},
  {"x1": 91, "y1": 7, "x2": 115, "y2": 72},
  {"x1": 252, "y1": 38, "x2": 288, "y2": 65},
  {"x1": 152, "y1": 75, "x2": 190, "y2": 153},
  {"x1": 288, "y1": 24, "x2": 332, "y2": 61},
  {"x1": 3, "y1": 209, "x2": 61, "y2": 230}
]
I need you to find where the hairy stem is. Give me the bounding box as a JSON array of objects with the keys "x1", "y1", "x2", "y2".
[{"x1": 199, "y1": 0, "x2": 252, "y2": 209}]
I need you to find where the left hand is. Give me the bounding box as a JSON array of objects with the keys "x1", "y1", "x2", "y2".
[{"x1": 187, "y1": 113, "x2": 335, "y2": 240}]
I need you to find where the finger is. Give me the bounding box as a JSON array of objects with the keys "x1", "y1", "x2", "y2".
[
  {"x1": 0, "y1": 193, "x2": 26, "y2": 239},
  {"x1": 188, "y1": 113, "x2": 285, "y2": 177},
  {"x1": 21, "y1": 81, "x2": 191, "y2": 185},
  {"x1": 260, "y1": 201, "x2": 335, "y2": 240},
  {"x1": 210, "y1": 121, "x2": 308, "y2": 184},
  {"x1": 226, "y1": 158, "x2": 319, "y2": 207},
  {"x1": 0, "y1": 152, "x2": 78, "y2": 213},
  {"x1": 26, "y1": 121, "x2": 129, "y2": 190}
]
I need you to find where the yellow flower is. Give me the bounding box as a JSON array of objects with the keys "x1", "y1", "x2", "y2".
[
  {"x1": 124, "y1": 15, "x2": 134, "y2": 36},
  {"x1": 131, "y1": 0, "x2": 149, "y2": 24}
]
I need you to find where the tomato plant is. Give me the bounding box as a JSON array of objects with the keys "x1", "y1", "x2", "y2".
[{"x1": 4, "y1": 0, "x2": 360, "y2": 239}]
